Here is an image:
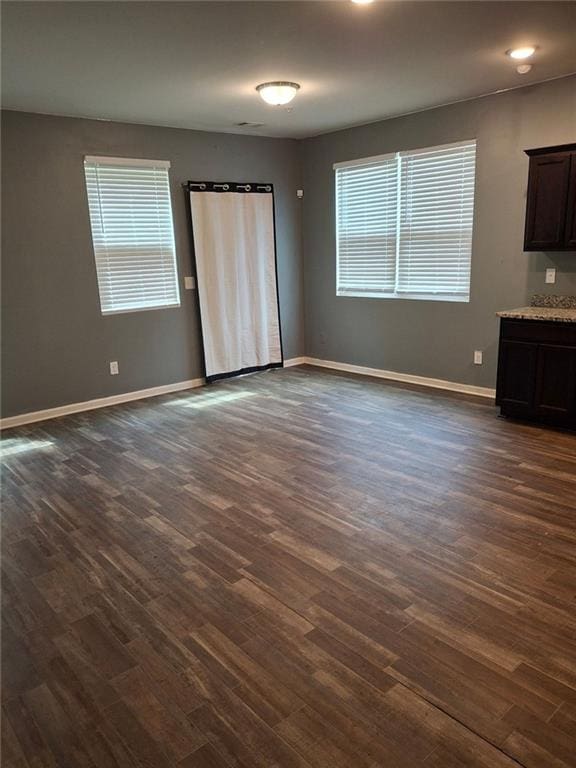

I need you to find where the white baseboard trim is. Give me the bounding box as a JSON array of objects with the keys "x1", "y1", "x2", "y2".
[
  {"x1": 2, "y1": 361, "x2": 306, "y2": 429},
  {"x1": 1, "y1": 357, "x2": 494, "y2": 429},
  {"x1": 0, "y1": 378, "x2": 205, "y2": 430},
  {"x1": 302, "y1": 357, "x2": 496, "y2": 400},
  {"x1": 283, "y1": 356, "x2": 308, "y2": 367}
]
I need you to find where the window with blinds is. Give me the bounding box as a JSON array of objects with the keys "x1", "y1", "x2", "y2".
[
  {"x1": 335, "y1": 140, "x2": 476, "y2": 302},
  {"x1": 84, "y1": 157, "x2": 180, "y2": 315}
]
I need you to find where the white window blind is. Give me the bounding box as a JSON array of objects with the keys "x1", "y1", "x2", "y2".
[
  {"x1": 397, "y1": 142, "x2": 476, "y2": 299},
  {"x1": 335, "y1": 140, "x2": 476, "y2": 302},
  {"x1": 336, "y1": 155, "x2": 398, "y2": 296},
  {"x1": 84, "y1": 156, "x2": 180, "y2": 315}
]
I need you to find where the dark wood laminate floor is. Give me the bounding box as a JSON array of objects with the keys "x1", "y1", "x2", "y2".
[{"x1": 2, "y1": 366, "x2": 576, "y2": 768}]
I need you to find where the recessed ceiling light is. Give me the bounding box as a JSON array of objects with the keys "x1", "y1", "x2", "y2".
[
  {"x1": 507, "y1": 46, "x2": 536, "y2": 60},
  {"x1": 351, "y1": 0, "x2": 374, "y2": 4},
  {"x1": 256, "y1": 82, "x2": 300, "y2": 106}
]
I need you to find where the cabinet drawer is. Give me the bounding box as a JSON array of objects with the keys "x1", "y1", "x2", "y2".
[{"x1": 500, "y1": 319, "x2": 576, "y2": 346}]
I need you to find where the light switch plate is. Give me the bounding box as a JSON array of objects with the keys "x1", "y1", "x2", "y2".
[
  {"x1": 474, "y1": 350, "x2": 483, "y2": 365},
  {"x1": 184, "y1": 276, "x2": 196, "y2": 290},
  {"x1": 545, "y1": 268, "x2": 556, "y2": 284},
  {"x1": 110, "y1": 361, "x2": 119, "y2": 375}
]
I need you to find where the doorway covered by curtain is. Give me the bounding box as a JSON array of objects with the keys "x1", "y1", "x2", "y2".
[{"x1": 188, "y1": 181, "x2": 283, "y2": 383}]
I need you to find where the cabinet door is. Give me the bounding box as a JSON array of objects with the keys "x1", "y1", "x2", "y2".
[
  {"x1": 564, "y1": 153, "x2": 576, "y2": 249},
  {"x1": 496, "y1": 341, "x2": 538, "y2": 408},
  {"x1": 524, "y1": 153, "x2": 571, "y2": 251},
  {"x1": 535, "y1": 344, "x2": 576, "y2": 417}
]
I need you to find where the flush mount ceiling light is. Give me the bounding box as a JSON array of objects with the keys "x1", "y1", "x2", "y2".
[
  {"x1": 506, "y1": 46, "x2": 536, "y2": 60},
  {"x1": 351, "y1": 0, "x2": 374, "y2": 4},
  {"x1": 256, "y1": 82, "x2": 300, "y2": 106}
]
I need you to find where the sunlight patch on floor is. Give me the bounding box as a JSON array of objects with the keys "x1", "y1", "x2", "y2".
[
  {"x1": 0, "y1": 438, "x2": 54, "y2": 458},
  {"x1": 168, "y1": 390, "x2": 257, "y2": 410}
]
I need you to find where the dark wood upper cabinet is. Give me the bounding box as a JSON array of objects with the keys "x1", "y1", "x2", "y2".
[
  {"x1": 565, "y1": 154, "x2": 576, "y2": 250},
  {"x1": 524, "y1": 143, "x2": 576, "y2": 252}
]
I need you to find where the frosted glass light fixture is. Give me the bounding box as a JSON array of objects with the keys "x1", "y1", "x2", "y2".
[
  {"x1": 507, "y1": 46, "x2": 536, "y2": 60},
  {"x1": 256, "y1": 81, "x2": 300, "y2": 106}
]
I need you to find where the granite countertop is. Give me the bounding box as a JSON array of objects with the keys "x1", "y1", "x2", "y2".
[
  {"x1": 497, "y1": 306, "x2": 576, "y2": 323},
  {"x1": 497, "y1": 295, "x2": 576, "y2": 323}
]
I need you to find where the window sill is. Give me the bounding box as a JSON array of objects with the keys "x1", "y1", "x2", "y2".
[
  {"x1": 337, "y1": 292, "x2": 469, "y2": 303},
  {"x1": 101, "y1": 301, "x2": 181, "y2": 316}
]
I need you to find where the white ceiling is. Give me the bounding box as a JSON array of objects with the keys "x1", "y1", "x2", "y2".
[{"x1": 2, "y1": 1, "x2": 576, "y2": 139}]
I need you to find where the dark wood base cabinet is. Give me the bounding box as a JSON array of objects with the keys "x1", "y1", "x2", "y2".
[{"x1": 496, "y1": 318, "x2": 576, "y2": 429}]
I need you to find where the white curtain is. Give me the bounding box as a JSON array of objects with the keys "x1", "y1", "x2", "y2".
[{"x1": 189, "y1": 190, "x2": 283, "y2": 381}]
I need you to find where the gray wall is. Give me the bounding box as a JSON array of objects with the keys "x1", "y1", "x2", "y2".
[
  {"x1": 1, "y1": 111, "x2": 304, "y2": 417},
  {"x1": 3, "y1": 77, "x2": 576, "y2": 418},
  {"x1": 301, "y1": 76, "x2": 576, "y2": 388}
]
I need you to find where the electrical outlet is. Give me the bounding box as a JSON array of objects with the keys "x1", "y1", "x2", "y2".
[
  {"x1": 545, "y1": 268, "x2": 556, "y2": 284},
  {"x1": 474, "y1": 350, "x2": 483, "y2": 365},
  {"x1": 184, "y1": 276, "x2": 196, "y2": 290},
  {"x1": 109, "y1": 361, "x2": 119, "y2": 375}
]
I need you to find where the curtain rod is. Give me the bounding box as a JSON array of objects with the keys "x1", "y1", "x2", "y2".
[{"x1": 184, "y1": 181, "x2": 273, "y2": 193}]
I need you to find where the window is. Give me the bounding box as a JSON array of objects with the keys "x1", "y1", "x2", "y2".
[
  {"x1": 335, "y1": 140, "x2": 476, "y2": 302},
  {"x1": 84, "y1": 156, "x2": 180, "y2": 314}
]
